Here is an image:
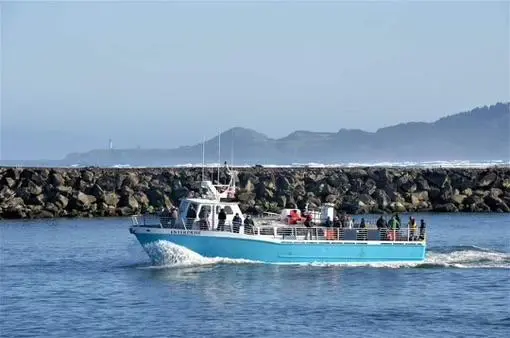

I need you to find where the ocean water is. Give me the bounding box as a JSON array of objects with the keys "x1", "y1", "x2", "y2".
[
  {"x1": 1, "y1": 213, "x2": 509, "y2": 337},
  {"x1": 103, "y1": 159, "x2": 510, "y2": 168}
]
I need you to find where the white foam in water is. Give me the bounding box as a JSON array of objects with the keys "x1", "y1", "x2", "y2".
[
  {"x1": 100, "y1": 159, "x2": 509, "y2": 169},
  {"x1": 424, "y1": 250, "x2": 510, "y2": 269},
  {"x1": 139, "y1": 241, "x2": 509, "y2": 269},
  {"x1": 296, "y1": 249, "x2": 510, "y2": 269},
  {"x1": 141, "y1": 240, "x2": 260, "y2": 268}
]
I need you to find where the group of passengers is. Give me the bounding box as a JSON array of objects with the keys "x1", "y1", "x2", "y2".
[
  {"x1": 295, "y1": 210, "x2": 426, "y2": 241},
  {"x1": 289, "y1": 210, "x2": 366, "y2": 229},
  {"x1": 160, "y1": 205, "x2": 426, "y2": 240},
  {"x1": 197, "y1": 207, "x2": 255, "y2": 234},
  {"x1": 160, "y1": 207, "x2": 179, "y2": 227},
  {"x1": 290, "y1": 210, "x2": 359, "y2": 229},
  {"x1": 159, "y1": 204, "x2": 256, "y2": 233},
  {"x1": 375, "y1": 214, "x2": 426, "y2": 241}
]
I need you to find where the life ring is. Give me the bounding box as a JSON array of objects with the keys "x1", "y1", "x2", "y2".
[
  {"x1": 387, "y1": 231, "x2": 396, "y2": 241},
  {"x1": 326, "y1": 229, "x2": 337, "y2": 240}
]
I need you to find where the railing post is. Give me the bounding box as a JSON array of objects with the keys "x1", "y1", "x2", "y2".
[{"x1": 407, "y1": 227, "x2": 410, "y2": 241}]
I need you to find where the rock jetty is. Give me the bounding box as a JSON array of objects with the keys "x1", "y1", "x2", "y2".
[{"x1": 1, "y1": 167, "x2": 509, "y2": 219}]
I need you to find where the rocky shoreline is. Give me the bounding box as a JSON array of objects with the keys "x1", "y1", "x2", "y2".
[{"x1": 1, "y1": 167, "x2": 509, "y2": 219}]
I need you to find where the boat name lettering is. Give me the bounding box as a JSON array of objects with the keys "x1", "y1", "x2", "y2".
[{"x1": 171, "y1": 230, "x2": 201, "y2": 235}]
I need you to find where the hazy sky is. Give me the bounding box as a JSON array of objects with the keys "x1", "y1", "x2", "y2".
[{"x1": 1, "y1": 1, "x2": 509, "y2": 160}]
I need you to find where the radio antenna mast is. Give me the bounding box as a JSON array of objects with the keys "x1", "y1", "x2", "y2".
[
  {"x1": 217, "y1": 132, "x2": 221, "y2": 184},
  {"x1": 230, "y1": 129, "x2": 234, "y2": 168},
  {"x1": 201, "y1": 137, "x2": 205, "y2": 181}
]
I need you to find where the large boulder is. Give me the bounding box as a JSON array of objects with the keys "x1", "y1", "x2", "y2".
[
  {"x1": 410, "y1": 191, "x2": 429, "y2": 205},
  {"x1": 69, "y1": 192, "x2": 96, "y2": 211},
  {"x1": 373, "y1": 189, "x2": 391, "y2": 209},
  {"x1": 484, "y1": 195, "x2": 510, "y2": 212},
  {"x1": 477, "y1": 171, "x2": 497, "y2": 188}
]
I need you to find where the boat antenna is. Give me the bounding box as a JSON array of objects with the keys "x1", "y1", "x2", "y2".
[
  {"x1": 202, "y1": 136, "x2": 205, "y2": 181},
  {"x1": 217, "y1": 131, "x2": 221, "y2": 184},
  {"x1": 230, "y1": 128, "x2": 234, "y2": 168}
]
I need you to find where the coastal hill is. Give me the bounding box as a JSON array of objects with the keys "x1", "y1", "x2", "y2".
[{"x1": 59, "y1": 102, "x2": 509, "y2": 166}]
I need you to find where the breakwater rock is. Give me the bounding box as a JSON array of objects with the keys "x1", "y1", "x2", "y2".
[{"x1": 1, "y1": 167, "x2": 509, "y2": 219}]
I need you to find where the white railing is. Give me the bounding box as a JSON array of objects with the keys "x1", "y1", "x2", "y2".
[
  {"x1": 248, "y1": 226, "x2": 425, "y2": 242},
  {"x1": 130, "y1": 214, "x2": 425, "y2": 242},
  {"x1": 131, "y1": 214, "x2": 177, "y2": 228}
]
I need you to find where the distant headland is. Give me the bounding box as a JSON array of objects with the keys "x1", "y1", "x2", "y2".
[{"x1": 1, "y1": 102, "x2": 508, "y2": 168}]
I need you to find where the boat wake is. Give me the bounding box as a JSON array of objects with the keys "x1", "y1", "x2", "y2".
[
  {"x1": 421, "y1": 245, "x2": 510, "y2": 269},
  {"x1": 140, "y1": 241, "x2": 260, "y2": 269},
  {"x1": 139, "y1": 241, "x2": 510, "y2": 269}
]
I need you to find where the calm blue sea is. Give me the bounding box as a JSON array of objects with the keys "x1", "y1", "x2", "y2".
[{"x1": 1, "y1": 213, "x2": 509, "y2": 338}]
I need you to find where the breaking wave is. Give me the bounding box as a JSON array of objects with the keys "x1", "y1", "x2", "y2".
[{"x1": 139, "y1": 241, "x2": 509, "y2": 270}]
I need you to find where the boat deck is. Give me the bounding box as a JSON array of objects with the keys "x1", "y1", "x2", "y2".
[{"x1": 131, "y1": 215, "x2": 426, "y2": 243}]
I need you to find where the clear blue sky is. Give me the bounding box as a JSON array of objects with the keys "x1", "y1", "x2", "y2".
[{"x1": 1, "y1": 1, "x2": 509, "y2": 160}]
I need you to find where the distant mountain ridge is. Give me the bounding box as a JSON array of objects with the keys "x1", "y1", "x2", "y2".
[{"x1": 9, "y1": 103, "x2": 510, "y2": 166}]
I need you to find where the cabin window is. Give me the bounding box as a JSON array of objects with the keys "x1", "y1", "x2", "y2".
[
  {"x1": 187, "y1": 203, "x2": 198, "y2": 219},
  {"x1": 215, "y1": 205, "x2": 234, "y2": 215},
  {"x1": 199, "y1": 205, "x2": 211, "y2": 219}
]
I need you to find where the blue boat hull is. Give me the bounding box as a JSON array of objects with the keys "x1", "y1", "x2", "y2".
[{"x1": 133, "y1": 231, "x2": 426, "y2": 265}]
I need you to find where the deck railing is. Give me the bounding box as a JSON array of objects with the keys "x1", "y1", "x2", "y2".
[
  {"x1": 250, "y1": 226, "x2": 425, "y2": 242},
  {"x1": 130, "y1": 215, "x2": 425, "y2": 242}
]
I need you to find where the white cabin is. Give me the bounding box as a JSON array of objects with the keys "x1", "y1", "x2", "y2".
[
  {"x1": 173, "y1": 164, "x2": 245, "y2": 231},
  {"x1": 177, "y1": 197, "x2": 244, "y2": 230}
]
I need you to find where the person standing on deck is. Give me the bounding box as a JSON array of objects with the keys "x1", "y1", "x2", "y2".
[
  {"x1": 170, "y1": 207, "x2": 178, "y2": 227},
  {"x1": 408, "y1": 216, "x2": 417, "y2": 240},
  {"x1": 244, "y1": 215, "x2": 255, "y2": 234},
  {"x1": 160, "y1": 207, "x2": 170, "y2": 227},
  {"x1": 347, "y1": 216, "x2": 354, "y2": 229},
  {"x1": 303, "y1": 212, "x2": 313, "y2": 240},
  {"x1": 186, "y1": 205, "x2": 197, "y2": 228},
  {"x1": 340, "y1": 212, "x2": 347, "y2": 228},
  {"x1": 389, "y1": 216, "x2": 399, "y2": 230},
  {"x1": 232, "y1": 213, "x2": 242, "y2": 233},
  {"x1": 218, "y1": 208, "x2": 227, "y2": 231},
  {"x1": 395, "y1": 214, "x2": 401, "y2": 229},
  {"x1": 376, "y1": 215, "x2": 385, "y2": 229},
  {"x1": 419, "y1": 219, "x2": 426, "y2": 240}
]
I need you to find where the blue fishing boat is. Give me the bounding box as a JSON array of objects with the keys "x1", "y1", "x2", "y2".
[{"x1": 129, "y1": 165, "x2": 427, "y2": 265}]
